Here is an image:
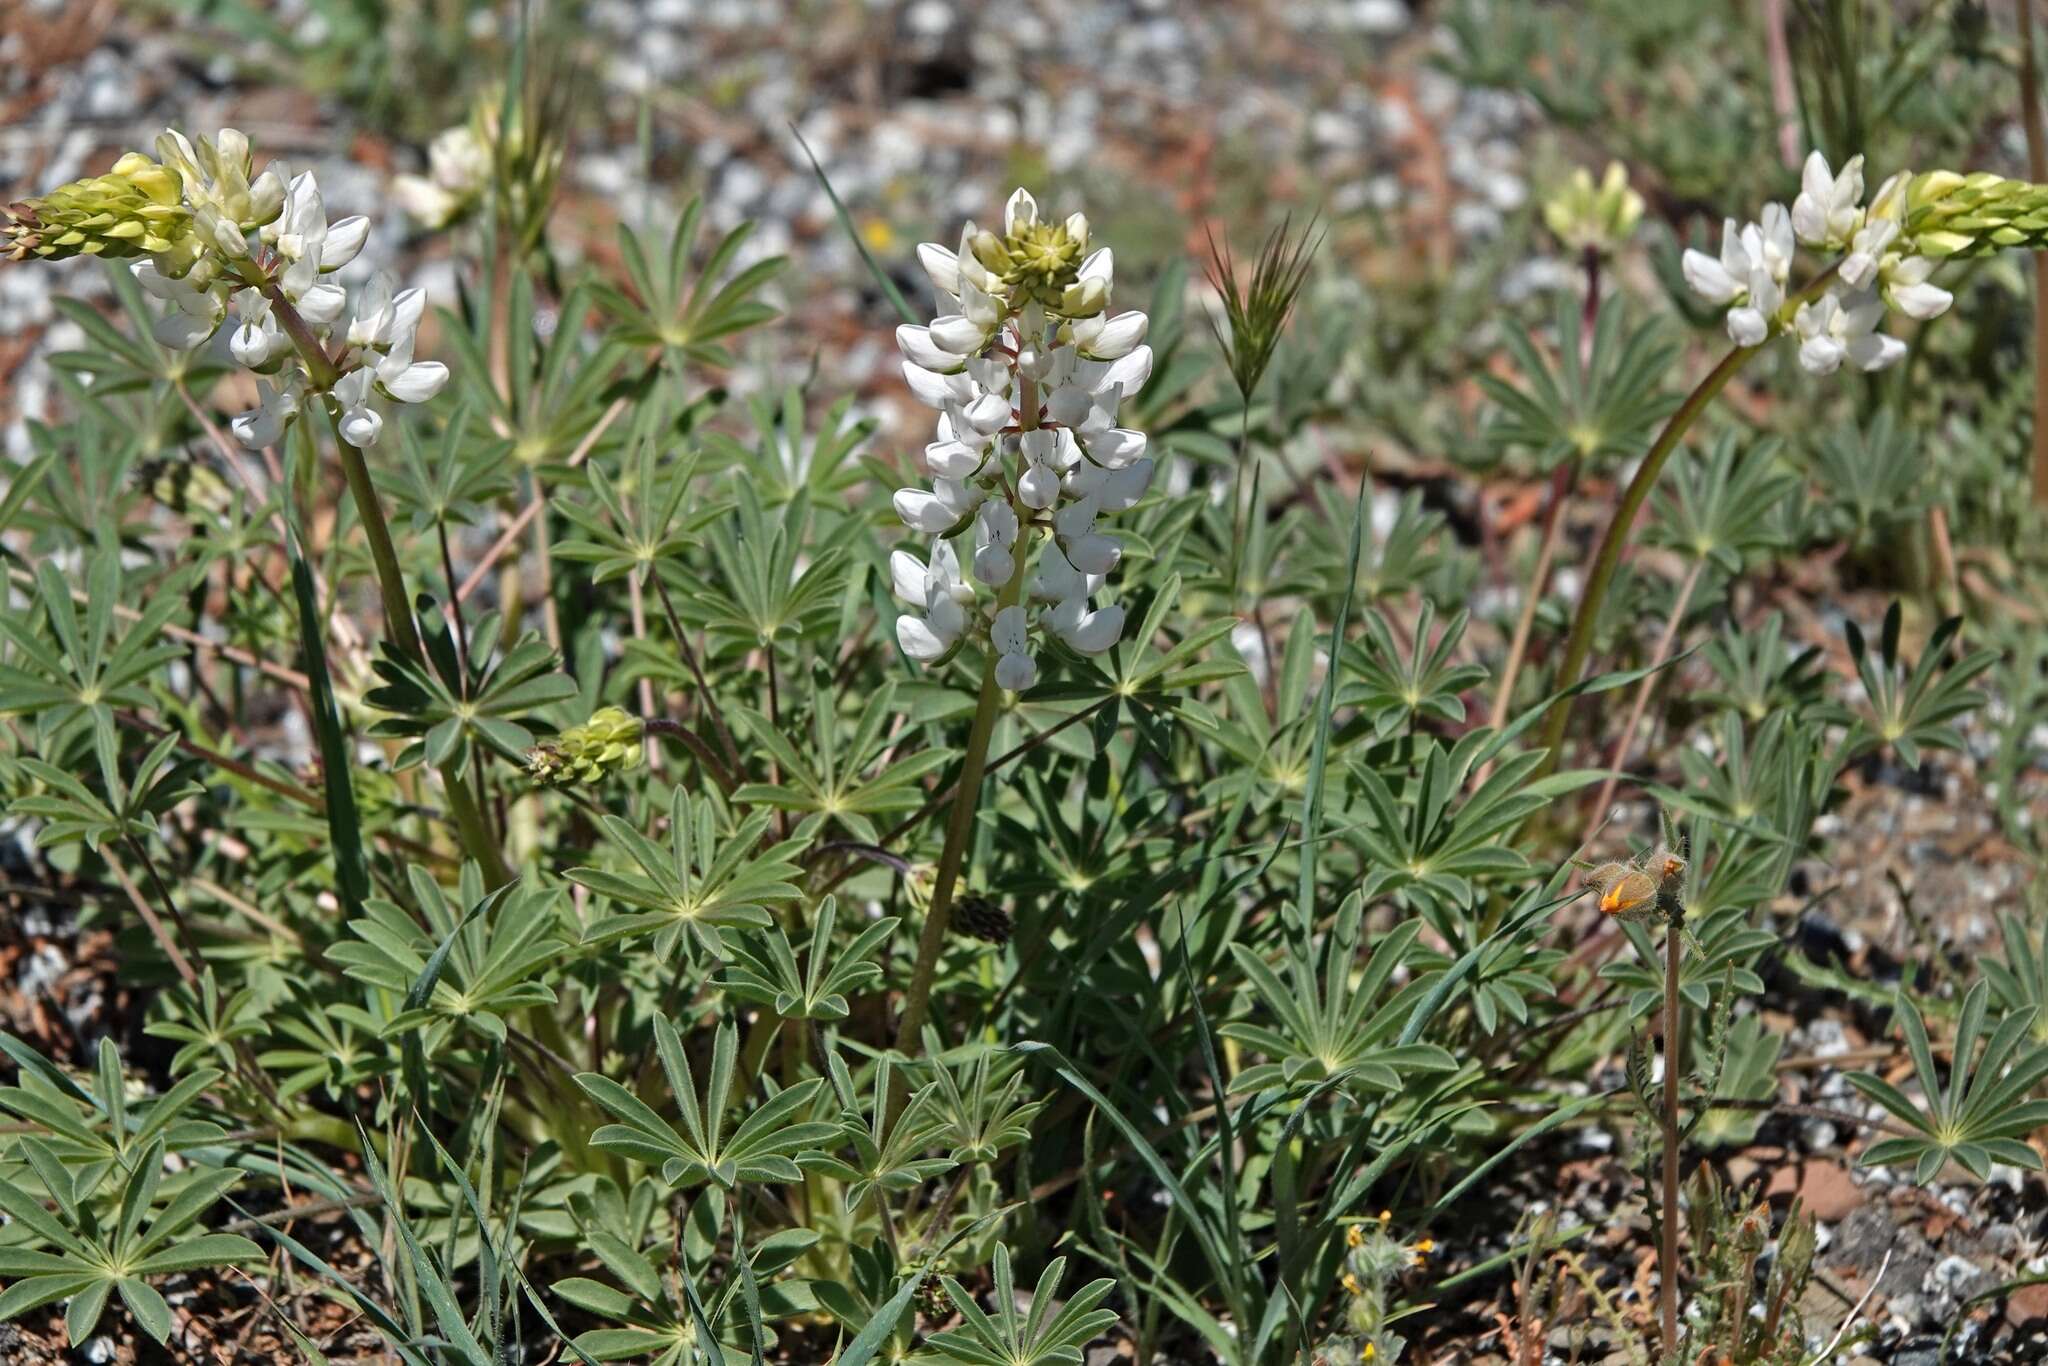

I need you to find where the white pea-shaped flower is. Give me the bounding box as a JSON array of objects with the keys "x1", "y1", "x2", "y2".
[
  {"x1": 227, "y1": 287, "x2": 286, "y2": 368},
  {"x1": 1791, "y1": 151, "x2": 1865, "y2": 251},
  {"x1": 333, "y1": 367, "x2": 383, "y2": 447},
  {"x1": 991, "y1": 605, "x2": 1036, "y2": 690}
]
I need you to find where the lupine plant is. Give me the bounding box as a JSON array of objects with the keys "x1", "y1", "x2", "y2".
[{"x1": 4, "y1": 9, "x2": 2048, "y2": 1360}]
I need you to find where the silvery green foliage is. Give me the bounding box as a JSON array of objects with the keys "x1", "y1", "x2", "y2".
[{"x1": 3, "y1": 19, "x2": 2042, "y2": 1361}]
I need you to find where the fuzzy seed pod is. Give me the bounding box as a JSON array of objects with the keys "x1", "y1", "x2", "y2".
[{"x1": 951, "y1": 895, "x2": 1012, "y2": 946}]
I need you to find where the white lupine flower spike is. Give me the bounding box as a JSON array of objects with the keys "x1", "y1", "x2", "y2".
[
  {"x1": 1679, "y1": 152, "x2": 1958, "y2": 378},
  {"x1": 892, "y1": 188, "x2": 1153, "y2": 694}
]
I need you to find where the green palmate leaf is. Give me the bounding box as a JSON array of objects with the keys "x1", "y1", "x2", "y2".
[
  {"x1": 1985, "y1": 910, "x2": 2048, "y2": 1047},
  {"x1": 0, "y1": 1137, "x2": 258, "y2": 1345},
  {"x1": 927, "y1": 1245, "x2": 1119, "y2": 1366},
  {"x1": 1848, "y1": 981, "x2": 2048, "y2": 1183},
  {"x1": 576, "y1": 1016, "x2": 839, "y2": 1189},
  {"x1": 806, "y1": 1048, "x2": 956, "y2": 1212},
  {"x1": 918, "y1": 1029, "x2": 1046, "y2": 1165},
  {"x1": 553, "y1": 440, "x2": 726, "y2": 585},
  {"x1": 729, "y1": 681, "x2": 950, "y2": 843},
  {"x1": 570, "y1": 786, "x2": 805, "y2": 954},
  {"x1": 1477, "y1": 297, "x2": 1679, "y2": 470},
  {"x1": 0, "y1": 551, "x2": 184, "y2": 753},
  {"x1": 1348, "y1": 731, "x2": 1574, "y2": 924},
  {"x1": 665, "y1": 484, "x2": 849, "y2": 656},
  {"x1": 1646, "y1": 432, "x2": 1797, "y2": 574},
  {"x1": 1695, "y1": 611, "x2": 1825, "y2": 722},
  {"x1": 594, "y1": 196, "x2": 786, "y2": 369},
  {"x1": 325, "y1": 863, "x2": 563, "y2": 1047},
  {"x1": 1337, "y1": 599, "x2": 1488, "y2": 739},
  {"x1": 1807, "y1": 408, "x2": 1931, "y2": 550},
  {"x1": 378, "y1": 404, "x2": 518, "y2": 535},
  {"x1": 719, "y1": 896, "x2": 897, "y2": 1023},
  {"x1": 704, "y1": 385, "x2": 878, "y2": 503},
  {"x1": 365, "y1": 596, "x2": 577, "y2": 769},
  {"x1": 1219, "y1": 896, "x2": 1456, "y2": 1094},
  {"x1": 1839, "y1": 603, "x2": 1996, "y2": 770}
]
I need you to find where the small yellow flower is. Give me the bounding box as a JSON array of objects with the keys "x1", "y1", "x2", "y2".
[
  {"x1": 861, "y1": 217, "x2": 897, "y2": 253},
  {"x1": 1361, "y1": 1346, "x2": 1376, "y2": 1362},
  {"x1": 1346, "y1": 1224, "x2": 1364, "y2": 1248},
  {"x1": 1414, "y1": 1237, "x2": 1435, "y2": 1254},
  {"x1": 1341, "y1": 1272, "x2": 1363, "y2": 1296},
  {"x1": 1377, "y1": 1209, "x2": 1391, "y2": 1223}
]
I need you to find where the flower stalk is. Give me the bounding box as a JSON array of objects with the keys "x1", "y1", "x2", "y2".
[
  {"x1": 888, "y1": 189, "x2": 1156, "y2": 1051},
  {"x1": 896, "y1": 378, "x2": 1037, "y2": 1056},
  {"x1": 1659, "y1": 912, "x2": 1684, "y2": 1352},
  {"x1": 271, "y1": 286, "x2": 513, "y2": 887},
  {"x1": 1535, "y1": 342, "x2": 1755, "y2": 768},
  {"x1": 893, "y1": 572, "x2": 1024, "y2": 1055}
]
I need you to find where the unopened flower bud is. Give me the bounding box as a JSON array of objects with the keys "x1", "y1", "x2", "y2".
[{"x1": 527, "y1": 706, "x2": 645, "y2": 786}]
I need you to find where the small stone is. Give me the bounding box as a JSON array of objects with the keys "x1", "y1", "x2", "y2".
[
  {"x1": 2008, "y1": 1280, "x2": 2048, "y2": 1328},
  {"x1": 1926, "y1": 1254, "x2": 1990, "y2": 1304}
]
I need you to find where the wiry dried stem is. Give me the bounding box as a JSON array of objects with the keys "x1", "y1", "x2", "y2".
[
  {"x1": 2016, "y1": 0, "x2": 2048, "y2": 505},
  {"x1": 1659, "y1": 917, "x2": 1684, "y2": 1353},
  {"x1": 1586, "y1": 555, "x2": 1705, "y2": 822}
]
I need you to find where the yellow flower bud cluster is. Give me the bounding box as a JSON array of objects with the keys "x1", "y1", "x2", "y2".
[
  {"x1": 1903, "y1": 170, "x2": 2048, "y2": 258},
  {"x1": 3, "y1": 152, "x2": 195, "y2": 265},
  {"x1": 1542, "y1": 160, "x2": 1644, "y2": 256},
  {"x1": 968, "y1": 208, "x2": 1103, "y2": 315},
  {"x1": 526, "y1": 707, "x2": 644, "y2": 787}
]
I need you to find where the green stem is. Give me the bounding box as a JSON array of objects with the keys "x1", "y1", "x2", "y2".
[
  {"x1": 328, "y1": 412, "x2": 422, "y2": 658},
  {"x1": 893, "y1": 565, "x2": 1026, "y2": 1057},
  {"x1": 1226, "y1": 400, "x2": 1252, "y2": 596},
  {"x1": 1659, "y1": 917, "x2": 1684, "y2": 1353},
  {"x1": 327, "y1": 408, "x2": 511, "y2": 887},
  {"x1": 265, "y1": 285, "x2": 513, "y2": 888},
  {"x1": 1537, "y1": 259, "x2": 1845, "y2": 769},
  {"x1": 894, "y1": 362, "x2": 1039, "y2": 1057},
  {"x1": 1535, "y1": 344, "x2": 1755, "y2": 769}
]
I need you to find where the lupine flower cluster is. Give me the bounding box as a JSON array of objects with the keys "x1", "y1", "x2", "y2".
[
  {"x1": 391, "y1": 125, "x2": 492, "y2": 230},
  {"x1": 526, "y1": 706, "x2": 645, "y2": 787},
  {"x1": 890, "y1": 189, "x2": 1154, "y2": 692},
  {"x1": 1542, "y1": 160, "x2": 1644, "y2": 258},
  {"x1": 3, "y1": 128, "x2": 446, "y2": 452},
  {"x1": 1681, "y1": 151, "x2": 1954, "y2": 376}
]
